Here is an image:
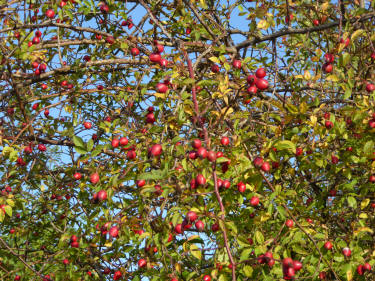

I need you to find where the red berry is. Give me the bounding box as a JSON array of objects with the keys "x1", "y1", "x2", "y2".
[
  {"x1": 237, "y1": 182, "x2": 246, "y2": 193},
  {"x1": 366, "y1": 83, "x2": 375, "y2": 93},
  {"x1": 174, "y1": 224, "x2": 183, "y2": 234},
  {"x1": 113, "y1": 271, "x2": 122, "y2": 280},
  {"x1": 255, "y1": 78, "x2": 269, "y2": 90},
  {"x1": 100, "y1": 4, "x2": 109, "y2": 13},
  {"x1": 250, "y1": 196, "x2": 259, "y2": 206},
  {"x1": 247, "y1": 74, "x2": 257, "y2": 85},
  {"x1": 253, "y1": 156, "x2": 263, "y2": 168},
  {"x1": 156, "y1": 83, "x2": 168, "y2": 93},
  {"x1": 97, "y1": 190, "x2": 107, "y2": 201},
  {"x1": 342, "y1": 247, "x2": 351, "y2": 257},
  {"x1": 73, "y1": 172, "x2": 82, "y2": 180},
  {"x1": 232, "y1": 59, "x2": 241, "y2": 69},
  {"x1": 325, "y1": 120, "x2": 333, "y2": 129},
  {"x1": 282, "y1": 257, "x2": 293, "y2": 268},
  {"x1": 357, "y1": 265, "x2": 364, "y2": 275},
  {"x1": 211, "y1": 64, "x2": 220, "y2": 73},
  {"x1": 293, "y1": 260, "x2": 302, "y2": 271},
  {"x1": 220, "y1": 136, "x2": 230, "y2": 146},
  {"x1": 156, "y1": 44, "x2": 164, "y2": 53},
  {"x1": 150, "y1": 144, "x2": 162, "y2": 157},
  {"x1": 207, "y1": 151, "x2": 217, "y2": 162},
  {"x1": 195, "y1": 220, "x2": 204, "y2": 231},
  {"x1": 322, "y1": 63, "x2": 333, "y2": 73},
  {"x1": 109, "y1": 226, "x2": 119, "y2": 237},
  {"x1": 131, "y1": 47, "x2": 140, "y2": 56},
  {"x1": 197, "y1": 147, "x2": 207, "y2": 159},
  {"x1": 45, "y1": 9, "x2": 55, "y2": 19},
  {"x1": 261, "y1": 161, "x2": 270, "y2": 172},
  {"x1": 255, "y1": 68, "x2": 266, "y2": 78},
  {"x1": 83, "y1": 122, "x2": 92, "y2": 129},
  {"x1": 90, "y1": 173, "x2": 99, "y2": 184},
  {"x1": 186, "y1": 211, "x2": 198, "y2": 222},
  {"x1": 196, "y1": 174, "x2": 206, "y2": 186},
  {"x1": 324, "y1": 53, "x2": 334, "y2": 63},
  {"x1": 285, "y1": 219, "x2": 294, "y2": 228},
  {"x1": 149, "y1": 53, "x2": 161, "y2": 63},
  {"x1": 222, "y1": 180, "x2": 230, "y2": 189},
  {"x1": 211, "y1": 223, "x2": 219, "y2": 232},
  {"x1": 203, "y1": 275, "x2": 211, "y2": 281},
  {"x1": 138, "y1": 259, "x2": 147, "y2": 268},
  {"x1": 363, "y1": 263, "x2": 371, "y2": 272},
  {"x1": 112, "y1": 138, "x2": 120, "y2": 148},
  {"x1": 313, "y1": 19, "x2": 320, "y2": 26},
  {"x1": 192, "y1": 139, "x2": 202, "y2": 149}
]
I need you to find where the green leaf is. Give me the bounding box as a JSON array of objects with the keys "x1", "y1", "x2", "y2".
[
  {"x1": 225, "y1": 221, "x2": 238, "y2": 235},
  {"x1": 285, "y1": 103, "x2": 298, "y2": 114},
  {"x1": 254, "y1": 230, "x2": 264, "y2": 244},
  {"x1": 87, "y1": 139, "x2": 94, "y2": 152},
  {"x1": 342, "y1": 53, "x2": 351, "y2": 66},
  {"x1": 0, "y1": 211, "x2": 4, "y2": 222},
  {"x1": 138, "y1": 169, "x2": 168, "y2": 181},
  {"x1": 190, "y1": 244, "x2": 201, "y2": 260},
  {"x1": 240, "y1": 248, "x2": 252, "y2": 261},
  {"x1": 242, "y1": 265, "x2": 253, "y2": 277},
  {"x1": 73, "y1": 135, "x2": 84, "y2": 147},
  {"x1": 74, "y1": 146, "x2": 87, "y2": 154},
  {"x1": 209, "y1": 56, "x2": 220, "y2": 63},
  {"x1": 4, "y1": 206, "x2": 12, "y2": 217},
  {"x1": 363, "y1": 140, "x2": 373, "y2": 154},
  {"x1": 91, "y1": 144, "x2": 103, "y2": 157},
  {"x1": 273, "y1": 140, "x2": 296, "y2": 153},
  {"x1": 347, "y1": 196, "x2": 357, "y2": 208}
]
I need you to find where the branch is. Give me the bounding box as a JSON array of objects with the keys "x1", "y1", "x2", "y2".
[
  {"x1": 0, "y1": 237, "x2": 46, "y2": 279},
  {"x1": 235, "y1": 12, "x2": 375, "y2": 50}
]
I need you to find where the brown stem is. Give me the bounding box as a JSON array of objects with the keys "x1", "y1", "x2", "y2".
[
  {"x1": 180, "y1": 41, "x2": 236, "y2": 280},
  {"x1": 0, "y1": 237, "x2": 46, "y2": 279}
]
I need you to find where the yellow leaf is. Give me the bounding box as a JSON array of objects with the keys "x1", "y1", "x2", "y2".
[
  {"x1": 199, "y1": 0, "x2": 207, "y2": 9},
  {"x1": 184, "y1": 107, "x2": 193, "y2": 116},
  {"x1": 234, "y1": 136, "x2": 241, "y2": 147},
  {"x1": 361, "y1": 198, "x2": 370, "y2": 209},
  {"x1": 346, "y1": 269, "x2": 352, "y2": 281},
  {"x1": 65, "y1": 105, "x2": 72, "y2": 113},
  {"x1": 321, "y1": 2, "x2": 329, "y2": 11},
  {"x1": 311, "y1": 56, "x2": 320, "y2": 62},
  {"x1": 209, "y1": 56, "x2": 220, "y2": 63},
  {"x1": 154, "y1": 93, "x2": 166, "y2": 99},
  {"x1": 359, "y1": 213, "x2": 368, "y2": 219},
  {"x1": 299, "y1": 102, "x2": 308, "y2": 114},
  {"x1": 183, "y1": 241, "x2": 188, "y2": 252},
  {"x1": 304, "y1": 70, "x2": 312, "y2": 80},
  {"x1": 190, "y1": 244, "x2": 202, "y2": 260},
  {"x1": 221, "y1": 107, "x2": 233, "y2": 117},
  {"x1": 104, "y1": 241, "x2": 112, "y2": 247},
  {"x1": 175, "y1": 263, "x2": 181, "y2": 273},
  {"x1": 351, "y1": 29, "x2": 365, "y2": 41},
  {"x1": 246, "y1": 184, "x2": 254, "y2": 191},
  {"x1": 294, "y1": 75, "x2": 304, "y2": 79},
  {"x1": 326, "y1": 75, "x2": 339, "y2": 82},
  {"x1": 260, "y1": 213, "x2": 271, "y2": 222},
  {"x1": 257, "y1": 19, "x2": 269, "y2": 30},
  {"x1": 354, "y1": 227, "x2": 373, "y2": 236},
  {"x1": 310, "y1": 115, "x2": 317, "y2": 126}
]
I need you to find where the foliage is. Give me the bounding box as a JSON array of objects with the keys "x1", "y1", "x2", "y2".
[{"x1": 0, "y1": 0, "x2": 375, "y2": 280}]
